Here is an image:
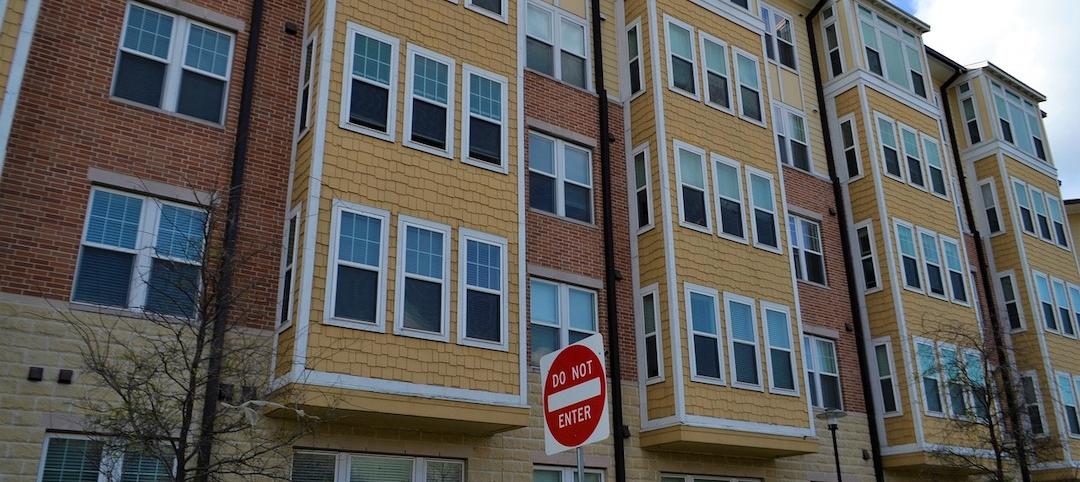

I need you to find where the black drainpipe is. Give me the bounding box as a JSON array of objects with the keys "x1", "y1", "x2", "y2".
[
  {"x1": 934, "y1": 56, "x2": 1032, "y2": 482},
  {"x1": 589, "y1": 2, "x2": 626, "y2": 482},
  {"x1": 193, "y1": 1, "x2": 265, "y2": 480},
  {"x1": 805, "y1": 3, "x2": 883, "y2": 480}
]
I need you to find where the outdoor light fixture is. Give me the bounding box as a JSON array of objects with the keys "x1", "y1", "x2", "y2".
[{"x1": 817, "y1": 409, "x2": 848, "y2": 482}]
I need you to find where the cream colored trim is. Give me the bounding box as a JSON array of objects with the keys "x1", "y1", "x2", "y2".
[
  {"x1": 141, "y1": 0, "x2": 245, "y2": 31},
  {"x1": 526, "y1": 117, "x2": 597, "y2": 148},
  {"x1": 526, "y1": 265, "x2": 603, "y2": 290},
  {"x1": 87, "y1": 167, "x2": 212, "y2": 205},
  {"x1": 803, "y1": 324, "x2": 840, "y2": 339}
]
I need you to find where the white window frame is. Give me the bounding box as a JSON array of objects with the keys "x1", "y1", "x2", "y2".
[
  {"x1": 915, "y1": 337, "x2": 945, "y2": 417},
  {"x1": 276, "y1": 206, "x2": 302, "y2": 332},
  {"x1": 324, "y1": 200, "x2": 390, "y2": 332},
  {"x1": 402, "y1": 44, "x2": 456, "y2": 158},
  {"x1": 1059, "y1": 371, "x2": 1080, "y2": 438},
  {"x1": 789, "y1": 214, "x2": 826, "y2": 286},
  {"x1": 854, "y1": 220, "x2": 881, "y2": 294},
  {"x1": 958, "y1": 83, "x2": 983, "y2": 146},
  {"x1": 894, "y1": 219, "x2": 923, "y2": 293},
  {"x1": 686, "y1": 283, "x2": 725, "y2": 385},
  {"x1": 641, "y1": 283, "x2": 665, "y2": 384},
  {"x1": 533, "y1": 465, "x2": 606, "y2": 482},
  {"x1": 1029, "y1": 186, "x2": 1054, "y2": 243},
  {"x1": 917, "y1": 227, "x2": 946, "y2": 300},
  {"x1": 698, "y1": 31, "x2": 733, "y2": 113},
  {"x1": 526, "y1": 2, "x2": 592, "y2": 90},
  {"x1": 746, "y1": 166, "x2": 781, "y2": 253},
  {"x1": 674, "y1": 140, "x2": 712, "y2": 233},
  {"x1": 530, "y1": 131, "x2": 595, "y2": 223},
  {"x1": 461, "y1": 64, "x2": 510, "y2": 172},
  {"x1": 1020, "y1": 370, "x2": 1047, "y2": 437},
  {"x1": 292, "y1": 450, "x2": 466, "y2": 482},
  {"x1": 940, "y1": 236, "x2": 968, "y2": 306},
  {"x1": 664, "y1": 15, "x2": 700, "y2": 100},
  {"x1": 920, "y1": 133, "x2": 948, "y2": 199},
  {"x1": 529, "y1": 278, "x2": 599, "y2": 365},
  {"x1": 991, "y1": 81, "x2": 1048, "y2": 163},
  {"x1": 872, "y1": 337, "x2": 902, "y2": 417},
  {"x1": 761, "y1": 301, "x2": 797, "y2": 396},
  {"x1": 1046, "y1": 194, "x2": 1069, "y2": 249},
  {"x1": 977, "y1": 179, "x2": 1004, "y2": 235},
  {"x1": 466, "y1": 0, "x2": 509, "y2": 23},
  {"x1": 458, "y1": 228, "x2": 510, "y2": 350},
  {"x1": 761, "y1": 3, "x2": 798, "y2": 72},
  {"x1": 626, "y1": 19, "x2": 645, "y2": 100},
  {"x1": 837, "y1": 114, "x2": 862, "y2": 181},
  {"x1": 631, "y1": 144, "x2": 654, "y2": 234},
  {"x1": 774, "y1": 104, "x2": 813, "y2": 173},
  {"x1": 661, "y1": 475, "x2": 760, "y2": 482},
  {"x1": 1052, "y1": 277, "x2": 1076, "y2": 339},
  {"x1": 805, "y1": 334, "x2": 843, "y2": 410},
  {"x1": 295, "y1": 29, "x2": 318, "y2": 138},
  {"x1": 725, "y1": 291, "x2": 762, "y2": 391},
  {"x1": 1012, "y1": 178, "x2": 1036, "y2": 236},
  {"x1": 711, "y1": 154, "x2": 747, "y2": 244},
  {"x1": 997, "y1": 271, "x2": 1025, "y2": 332},
  {"x1": 732, "y1": 47, "x2": 766, "y2": 127},
  {"x1": 821, "y1": 9, "x2": 844, "y2": 78},
  {"x1": 898, "y1": 123, "x2": 927, "y2": 191},
  {"x1": 856, "y1": 5, "x2": 927, "y2": 98},
  {"x1": 875, "y1": 112, "x2": 904, "y2": 181},
  {"x1": 340, "y1": 22, "x2": 400, "y2": 141},
  {"x1": 1034, "y1": 271, "x2": 1059, "y2": 334},
  {"x1": 393, "y1": 216, "x2": 452, "y2": 342},
  {"x1": 37, "y1": 434, "x2": 178, "y2": 482}
]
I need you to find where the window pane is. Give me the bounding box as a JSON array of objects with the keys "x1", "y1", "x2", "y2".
[
  {"x1": 694, "y1": 334, "x2": 721, "y2": 378},
  {"x1": 176, "y1": 70, "x2": 226, "y2": 123},
  {"x1": 729, "y1": 301, "x2": 753, "y2": 342},
  {"x1": 531, "y1": 323, "x2": 559, "y2": 366},
  {"x1": 715, "y1": 162, "x2": 738, "y2": 198},
  {"x1": 467, "y1": 240, "x2": 501, "y2": 290},
  {"x1": 668, "y1": 23, "x2": 692, "y2": 58},
  {"x1": 114, "y1": 52, "x2": 168, "y2": 107},
  {"x1": 41, "y1": 438, "x2": 104, "y2": 482},
  {"x1": 405, "y1": 226, "x2": 443, "y2": 278},
  {"x1": 682, "y1": 187, "x2": 706, "y2": 226},
  {"x1": 411, "y1": 101, "x2": 448, "y2": 149},
  {"x1": 85, "y1": 190, "x2": 143, "y2": 250},
  {"x1": 426, "y1": 460, "x2": 464, "y2": 482},
  {"x1": 120, "y1": 452, "x2": 173, "y2": 482},
  {"x1": 145, "y1": 259, "x2": 200, "y2": 317},
  {"x1": 292, "y1": 453, "x2": 337, "y2": 482},
  {"x1": 737, "y1": 54, "x2": 758, "y2": 89},
  {"x1": 564, "y1": 146, "x2": 592, "y2": 185},
  {"x1": 339, "y1": 212, "x2": 382, "y2": 267},
  {"x1": 690, "y1": 292, "x2": 716, "y2": 334},
  {"x1": 350, "y1": 455, "x2": 412, "y2": 482},
  {"x1": 350, "y1": 80, "x2": 390, "y2": 131},
  {"x1": 766, "y1": 310, "x2": 789, "y2": 349},
  {"x1": 403, "y1": 278, "x2": 441, "y2": 332},
  {"x1": 755, "y1": 210, "x2": 777, "y2": 247},
  {"x1": 184, "y1": 24, "x2": 231, "y2": 77},
  {"x1": 124, "y1": 5, "x2": 174, "y2": 59},
  {"x1": 531, "y1": 174, "x2": 557, "y2": 213},
  {"x1": 564, "y1": 183, "x2": 592, "y2": 222},
  {"x1": 561, "y1": 54, "x2": 587, "y2": 88},
  {"x1": 466, "y1": 290, "x2": 501, "y2": 341},
  {"x1": 73, "y1": 247, "x2": 135, "y2": 307},
  {"x1": 469, "y1": 74, "x2": 502, "y2": 121},
  {"x1": 740, "y1": 86, "x2": 761, "y2": 120},
  {"x1": 672, "y1": 57, "x2": 695, "y2": 93},
  {"x1": 750, "y1": 175, "x2": 772, "y2": 209},
  {"x1": 679, "y1": 149, "x2": 704, "y2": 188},
  {"x1": 531, "y1": 281, "x2": 559, "y2": 324},
  {"x1": 156, "y1": 205, "x2": 206, "y2": 262},
  {"x1": 734, "y1": 343, "x2": 758, "y2": 384},
  {"x1": 821, "y1": 374, "x2": 841, "y2": 410},
  {"x1": 335, "y1": 266, "x2": 378, "y2": 322},
  {"x1": 569, "y1": 288, "x2": 596, "y2": 332},
  {"x1": 471, "y1": 0, "x2": 502, "y2": 15},
  {"x1": 527, "y1": 4, "x2": 553, "y2": 41},
  {"x1": 534, "y1": 470, "x2": 562, "y2": 482},
  {"x1": 771, "y1": 349, "x2": 794, "y2": 389},
  {"x1": 526, "y1": 38, "x2": 555, "y2": 75},
  {"x1": 561, "y1": 19, "x2": 586, "y2": 57},
  {"x1": 353, "y1": 34, "x2": 392, "y2": 85},
  {"x1": 530, "y1": 133, "x2": 556, "y2": 173},
  {"x1": 469, "y1": 117, "x2": 502, "y2": 165}
]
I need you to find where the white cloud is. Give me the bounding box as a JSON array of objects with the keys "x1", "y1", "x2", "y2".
[{"x1": 913, "y1": 0, "x2": 1080, "y2": 197}]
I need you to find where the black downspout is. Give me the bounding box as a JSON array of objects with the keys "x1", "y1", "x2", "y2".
[
  {"x1": 193, "y1": 1, "x2": 265, "y2": 480},
  {"x1": 589, "y1": 3, "x2": 626, "y2": 482},
  {"x1": 937, "y1": 68, "x2": 1032, "y2": 482},
  {"x1": 805, "y1": 3, "x2": 884, "y2": 480}
]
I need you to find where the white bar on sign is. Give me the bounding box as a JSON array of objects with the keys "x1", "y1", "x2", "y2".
[{"x1": 547, "y1": 378, "x2": 601, "y2": 411}]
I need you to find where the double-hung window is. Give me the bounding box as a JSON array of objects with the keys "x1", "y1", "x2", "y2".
[
  {"x1": 998, "y1": 272, "x2": 1023, "y2": 330},
  {"x1": 877, "y1": 115, "x2": 903, "y2": 179},
  {"x1": 676, "y1": 142, "x2": 711, "y2": 231},
  {"x1": 1058, "y1": 372, "x2": 1080, "y2": 436},
  {"x1": 113, "y1": 3, "x2": 235, "y2": 124},
  {"x1": 296, "y1": 32, "x2": 317, "y2": 136},
  {"x1": 1053, "y1": 278, "x2": 1076, "y2": 337},
  {"x1": 874, "y1": 339, "x2": 900, "y2": 414},
  {"x1": 534, "y1": 466, "x2": 603, "y2": 482},
  {"x1": 774, "y1": 106, "x2": 810, "y2": 171},
  {"x1": 293, "y1": 452, "x2": 465, "y2": 482},
  {"x1": 404, "y1": 46, "x2": 454, "y2": 155},
  {"x1": 921, "y1": 135, "x2": 947, "y2": 197},
  {"x1": 916, "y1": 340, "x2": 944, "y2": 414},
  {"x1": 857, "y1": 7, "x2": 926, "y2": 98},
  {"x1": 856, "y1": 222, "x2": 880, "y2": 291},
  {"x1": 39, "y1": 436, "x2": 175, "y2": 482},
  {"x1": 529, "y1": 279, "x2": 598, "y2": 365},
  {"x1": 1012, "y1": 180, "x2": 1036, "y2": 234},
  {"x1": 328, "y1": 202, "x2": 388, "y2": 329},
  {"x1": 761, "y1": 5, "x2": 796, "y2": 71},
  {"x1": 940, "y1": 345, "x2": 967, "y2": 418},
  {"x1": 1069, "y1": 285, "x2": 1080, "y2": 337},
  {"x1": 747, "y1": 169, "x2": 779, "y2": 251},
  {"x1": 992, "y1": 82, "x2": 1047, "y2": 162},
  {"x1": 822, "y1": 8, "x2": 843, "y2": 77},
  {"x1": 529, "y1": 132, "x2": 594, "y2": 223},
  {"x1": 1035, "y1": 273, "x2": 1058, "y2": 332},
  {"x1": 958, "y1": 83, "x2": 982, "y2": 145},
  {"x1": 733, "y1": 49, "x2": 764, "y2": 124},
  {"x1": 966, "y1": 351, "x2": 990, "y2": 420},
  {"x1": 1021, "y1": 373, "x2": 1046, "y2": 436},
  {"x1": 526, "y1": 2, "x2": 589, "y2": 89},
  {"x1": 642, "y1": 285, "x2": 663, "y2": 381},
  {"x1": 978, "y1": 180, "x2": 1003, "y2": 234},
  {"x1": 712, "y1": 156, "x2": 745, "y2": 241},
  {"x1": 626, "y1": 22, "x2": 644, "y2": 97},
  {"x1": 632, "y1": 146, "x2": 653, "y2": 231},
  {"x1": 395, "y1": 217, "x2": 450, "y2": 339},
  {"x1": 73, "y1": 188, "x2": 207, "y2": 318},
  {"x1": 278, "y1": 209, "x2": 301, "y2": 327},
  {"x1": 1047, "y1": 195, "x2": 1068, "y2": 247},
  {"x1": 460, "y1": 230, "x2": 508, "y2": 348},
  {"x1": 899, "y1": 126, "x2": 925, "y2": 189},
  {"x1": 805, "y1": 335, "x2": 842, "y2": 410},
  {"x1": 467, "y1": 0, "x2": 507, "y2": 21},
  {"x1": 1030, "y1": 188, "x2": 1053, "y2": 241},
  {"x1": 918, "y1": 229, "x2": 945, "y2": 298},
  {"x1": 700, "y1": 33, "x2": 732, "y2": 111},
  {"x1": 839, "y1": 117, "x2": 860, "y2": 179},
  {"x1": 762, "y1": 303, "x2": 795, "y2": 393},
  {"x1": 941, "y1": 237, "x2": 967, "y2": 303},
  {"x1": 895, "y1": 221, "x2": 922, "y2": 291},
  {"x1": 789, "y1": 215, "x2": 825, "y2": 285},
  {"x1": 665, "y1": 17, "x2": 698, "y2": 98},
  {"x1": 463, "y1": 66, "x2": 508, "y2": 168},
  {"x1": 687, "y1": 285, "x2": 723, "y2": 382},
  {"x1": 344, "y1": 24, "x2": 399, "y2": 139},
  {"x1": 726, "y1": 293, "x2": 760, "y2": 389}
]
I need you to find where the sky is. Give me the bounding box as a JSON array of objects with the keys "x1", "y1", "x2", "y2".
[{"x1": 887, "y1": 0, "x2": 1080, "y2": 198}]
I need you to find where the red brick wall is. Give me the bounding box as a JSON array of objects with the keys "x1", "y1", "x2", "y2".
[
  {"x1": 783, "y1": 166, "x2": 865, "y2": 412},
  {"x1": 0, "y1": 0, "x2": 304, "y2": 329},
  {"x1": 523, "y1": 71, "x2": 636, "y2": 380}
]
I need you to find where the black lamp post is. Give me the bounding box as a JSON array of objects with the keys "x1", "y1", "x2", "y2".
[{"x1": 817, "y1": 409, "x2": 848, "y2": 482}]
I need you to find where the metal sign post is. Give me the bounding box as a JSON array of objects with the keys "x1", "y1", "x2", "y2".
[{"x1": 576, "y1": 446, "x2": 584, "y2": 481}]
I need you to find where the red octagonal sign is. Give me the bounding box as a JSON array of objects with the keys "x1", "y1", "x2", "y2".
[{"x1": 541, "y1": 333, "x2": 610, "y2": 455}]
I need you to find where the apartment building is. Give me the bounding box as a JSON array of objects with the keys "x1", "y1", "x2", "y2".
[{"x1": 1, "y1": 0, "x2": 1079, "y2": 481}]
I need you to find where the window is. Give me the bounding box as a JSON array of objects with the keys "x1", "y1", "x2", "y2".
[
  {"x1": 966, "y1": 350, "x2": 990, "y2": 420},
  {"x1": 460, "y1": 230, "x2": 507, "y2": 348},
  {"x1": 713, "y1": 156, "x2": 745, "y2": 241},
  {"x1": 1021, "y1": 373, "x2": 1046, "y2": 436},
  {"x1": 839, "y1": 117, "x2": 860, "y2": 179},
  {"x1": 1035, "y1": 273, "x2": 1058, "y2": 332},
  {"x1": 534, "y1": 466, "x2": 603, "y2": 482},
  {"x1": 998, "y1": 272, "x2": 1023, "y2": 331},
  {"x1": 467, "y1": 0, "x2": 507, "y2": 21},
  {"x1": 805, "y1": 335, "x2": 841, "y2": 410},
  {"x1": 729, "y1": 0, "x2": 750, "y2": 9},
  {"x1": 747, "y1": 170, "x2": 779, "y2": 251},
  {"x1": 663, "y1": 476, "x2": 760, "y2": 482},
  {"x1": 789, "y1": 216, "x2": 825, "y2": 285},
  {"x1": 665, "y1": 17, "x2": 698, "y2": 98},
  {"x1": 1053, "y1": 278, "x2": 1075, "y2": 337},
  {"x1": 1058, "y1": 372, "x2": 1080, "y2": 436},
  {"x1": 733, "y1": 49, "x2": 764, "y2": 123},
  {"x1": 687, "y1": 285, "x2": 723, "y2": 382},
  {"x1": 1047, "y1": 195, "x2": 1068, "y2": 248},
  {"x1": 916, "y1": 340, "x2": 944, "y2": 414},
  {"x1": 921, "y1": 135, "x2": 947, "y2": 197},
  {"x1": 992, "y1": 82, "x2": 1047, "y2": 162},
  {"x1": 856, "y1": 222, "x2": 879, "y2": 291},
  {"x1": 899, "y1": 126, "x2": 925, "y2": 189},
  {"x1": 530, "y1": 279, "x2": 597, "y2": 365},
  {"x1": 530, "y1": 132, "x2": 594, "y2": 223},
  {"x1": 626, "y1": 22, "x2": 644, "y2": 97},
  {"x1": 676, "y1": 142, "x2": 711, "y2": 231},
  {"x1": 343, "y1": 24, "x2": 399, "y2": 139},
  {"x1": 919, "y1": 229, "x2": 945, "y2": 298},
  {"x1": 463, "y1": 66, "x2": 508, "y2": 169},
  {"x1": 700, "y1": 33, "x2": 732, "y2": 111},
  {"x1": 632, "y1": 145, "x2": 653, "y2": 231},
  {"x1": 327, "y1": 202, "x2": 388, "y2": 329},
  {"x1": 1012, "y1": 180, "x2": 1035, "y2": 234},
  {"x1": 1069, "y1": 284, "x2": 1080, "y2": 337},
  {"x1": 526, "y1": 2, "x2": 589, "y2": 89},
  {"x1": 296, "y1": 32, "x2": 317, "y2": 135},
  {"x1": 774, "y1": 106, "x2": 810, "y2": 171},
  {"x1": 73, "y1": 188, "x2": 206, "y2": 317},
  {"x1": 642, "y1": 285, "x2": 663, "y2": 381},
  {"x1": 292, "y1": 452, "x2": 465, "y2": 482},
  {"x1": 940, "y1": 345, "x2": 966, "y2": 417},
  {"x1": 941, "y1": 238, "x2": 967, "y2": 303},
  {"x1": 394, "y1": 217, "x2": 450, "y2": 339},
  {"x1": 978, "y1": 180, "x2": 1003, "y2": 234},
  {"x1": 39, "y1": 436, "x2": 176, "y2": 482},
  {"x1": 1030, "y1": 188, "x2": 1053, "y2": 241},
  {"x1": 959, "y1": 85, "x2": 982, "y2": 144},
  {"x1": 823, "y1": 19, "x2": 843, "y2": 77},
  {"x1": 403, "y1": 46, "x2": 454, "y2": 155},
  {"x1": 278, "y1": 209, "x2": 301, "y2": 327},
  {"x1": 763, "y1": 303, "x2": 795, "y2": 393},
  {"x1": 874, "y1": 339, "x2": 900, "y2": 414},
  {"x1": 726, "y1": 293, "x2": 760, "y2": 389},
  {"x1": 877, "y1": 116, "x2": 902, "y2": 178},
  {"x1": 895, "y1": 222, "x2": 921, "y2": 291},
  {"x1": 762, "y1": 5, "x2": 796, "y2": 71},
  {"x1": 857, "y1": 6, "x2": 926, "y2": 98},
  {"x1": 113, "y1": 3, "x2": 235, "y2": 124}
]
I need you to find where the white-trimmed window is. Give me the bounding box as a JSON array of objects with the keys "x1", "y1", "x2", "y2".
[
  {"x1": 296, "y1": 31, "x2": 317, "y2": 136},
  {"x1": 729, "y1": 0, "x2": 750, "y2": 9},
  {"x1": 38, "y1": 435, "x2": 174, "y2": 482},
  {"x1": 676, "y1": 142, "x2": 711, "y2": 231},
  {"x1": 463, "y1": 65, "x2": 508, "y2": 169},
  {"x1": 699, "y1": 32, "x2": 732, "y2": 111},
  {"x1": 997, "y1": 272, "x2": 1023, "y2": 331},
  {"x1": 529, "y1": 131, "x2": 594, "y2": 223},
  {"x1": 899, "y1": 125, "x2": 926, "y2": 190},
  {"x1": 939, "y1": 344, "x2": 967, "y2": 418},
  {"x1": 327, "y1": 202, "x2": 389, "y2": 330},
  {"x1": 467, "y1": 0, "x2": 508, "y2": 21},
  {"x1": 762, "y1": 302, "x2": 796, "y2": 394},
  {"x1": 805, "y1": 335, "x2": 842, "y2": 410},
  {"x1": 894, "y1": 221, "x2": 922, "y2": 291},
  {"x1": 665, "y1": 16, "x2": 698, "y2": 98},
  {"x1": 822, "y1": 8, "x2": 844, "y2": 78},
  {"x1": 761, "y1": 4, "x2": 796, "y2": 71},
  {"x1": 641, "y1": 285, "x2": 663, "y2": 381},
  {"x1": 534, "y1": 466, "x2": 603, "y2": 482},
  {"x1": 1053, "y1": 278, "x2": 1076, "y2": 337},
  {"x1": 687, "y1": 284, "x2": 724, "y2": 383},
  {"x1": 915, "y1": 339, "x2": 944, "y2": 415},
  {"x1": 712, "y1": 155, "x2": 745, "y2": 241},
  {"x1": 733, "y1": 48, "x2": 764, "y2": 124},
  {"x1": 277, "y1": 208, "x2": 301, "y2": 328},
  {"x1": 921, "y1": 135, "x2": 947, "y2": 197},
  {"x1": 404, "y1": 45, "x2": 455, "y2": 156},
  {"x1": 632, "y1": 145, "x2": 653, "y2": 231},
  {"x1": 958, "y1": 83, "x2": 982, "y2": 145},
  {"x1": 626, "y1": 21, "x2": 644, "y2": 97},
  {"x1": 726, "y1": 293, "x2": 760, "y2": 389},
  {"x1": 1030, "y1": 187, "x2": 1054, "y2": 242},
  {"x1": 876, "y1": 115, "x2": 903, "y2": 179},
  {"x1": 1021, "y1": 372, "x2": 1046, "y2": 436},
  {"x1": 1012, "y1": 179, "x2": 1036, "y2": 234},
  {"x1": 978, "y1": 179, "x2": 1003, "y2": 234},
  {"x1": 1069, "y1": 284, "x2": 1080, "y2": 337},
  {"x1": 747, "y1": 169, "x2": 779, "y2": 251},
  {"x1": 73, "y1": 188, "x2": 207, "y2": 318},
  {"x1": 789, "y1": 215, "x2": 825, "y2": 285},
  {"x1": 1058, "y1": 372, "x2": 1080, "y2": 436},
  {"x1": 873, "y1": 339, "x2": 900, "y2": 415},
  {"x1": 292, "y1": 452, "x2": 465, "y2": 482},
  {"x1": 992, "y1": 82, "x2": 1047, "y2": 162},
  {"x1": 343, "y1": 24, "x2": 399, "y2": 140},
  {"x1": 941, "y1": 237, "x2": 967, "y2": 304},
  {"x1": 918, "y1": 229, "x2": 945, "y2": 298},
  {"x1": 966, "y1": 350, "x2": 990, "y2": 421},
  {"x1": 394, "y1": 217, "x2": 451, "y2": 340},
  {"x1": 774, "y1": 105, "x2": 811, "y2": 171},
  {"x1": 529, "y1": 278, "x2": 598, "y2": 365},
  {"x1": 526, "y1": 2, "x2": 589, "y2": 89},
  {"x1": 857, "y1": 6, "x2": 926, "y2": 98},
  {"x1": 1047, "y1": 195, "x2": 1069, "y2": 248},
  {"x1": 663, "y1": 475, "x2": 759, "y2": 482},
  {"x1": 460, "y1": 230, "x2": 508, "y2": 348},
  {"x1": 1034, "y1": 273, "x2": 1058, "y2": 332},
  {"x1": 113, "y1": 2, "x2": 235, "y2": 124},
  {"x1": 855, "y1": 222, "x2": 880, "y2": 292},
  {"x1": 839, "y1": 117, "x2": 860, "y2": 179}
]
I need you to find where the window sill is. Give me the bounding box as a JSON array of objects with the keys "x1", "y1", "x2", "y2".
[
  {"x1": 636, "y1": 223, "x2": 656, "y2": 236},
  {"x1": 752, "y1": 242, "x2": 783, "y2": 255},
  {"x1": 404, "y1": 139, "x2": 454, "y2": 160},
  {"x1": 797, "y1": 278, "x2": 829, "y2": 290},
  {"x1": 703, "y1": 100, "x2": 735, "y2": 117},
  {"x1": 464, "y1": 3, "x2": 508, "y2": 23},
  {"x1": 323, "y1": 317, "x2": 385, "y2": 333},
  {"x1": 462, "y1": 155, "x2": 508, "y2": 174},
  {"x1": 689, "y1": 374, "x2": 726, "y2": 387},
  {"x1": 109, "y1": 96, "x2": 226, "y2": 130},
  {"x1": 731, "y1": 382, "x2": 765, "y2": 392},
  {"x1": 277, "y1": 321, "x2": 293, "y2": 333},
  {"x1": 68, "y1": 300, "x2": 199, "y2": 324},
  {"x1": 394, "y1": 324, "x2": 451, "y2": 343},
  {"x1": 529, "y1": 208, "x2": 597, "y2": 229},
  {"x1": 678, "y1": 219, "x2": 712, "y2": 235},
  {"x1": 339, "y1": 120, "x2": 396, "y2": 143},
  {"x1": 667, "y1": 85, "x2": 701, "y2": 103},
  {"x1": 717, "y1": 231, "x2": 749, "y2": 245},
  {"x1": 769, "y1": 387, "x2": 800, "y2": 397},
  {"x1": 645, "y1": 375, "x2": 666, "y2": 386},
  {"x1": 628, "y1": 89, "x2": 647, "y2": 104},
  {"x1": 458, "y1": 336, "x2": 509, "y2": 352}
]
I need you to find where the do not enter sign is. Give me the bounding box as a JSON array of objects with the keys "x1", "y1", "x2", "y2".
[{"x1": 541, "y1": 333, "x2": 610, "y2": 455}]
